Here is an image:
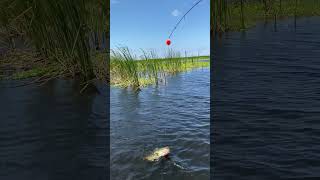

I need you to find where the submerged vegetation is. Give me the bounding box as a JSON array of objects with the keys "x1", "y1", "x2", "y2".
[
  {"x1": 211, "y1": 0, "x2": 320, "y2": 36},
  {"x1": 111, "y1": 48, "x2": 209, "y2": 89},
  {"x1": 0, "y1": 0, "x2": 108, "y2": 85}
]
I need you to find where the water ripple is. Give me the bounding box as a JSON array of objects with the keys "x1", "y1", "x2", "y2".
[
  {"x1": 212, "y1": 17, "x2": 320, "y2": 179},
  {"x1": 111, "y1": 68, "x2": 209, "y2": 180}
]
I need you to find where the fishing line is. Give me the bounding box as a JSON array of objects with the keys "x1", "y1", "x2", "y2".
[
  {"x1": 167, "y1": 0, "x2": 204, "y2": 40},
  {"x1": 172, "y1": 161, "x2": 186, "y2": 170},
  {"x1": 167, "y1": 158, "x2": 187, "y2": 170}
]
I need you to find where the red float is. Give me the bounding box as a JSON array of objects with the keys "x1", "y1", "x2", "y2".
[{"x1": 166, "y1": 39, "x2": 171, "y2": 46}]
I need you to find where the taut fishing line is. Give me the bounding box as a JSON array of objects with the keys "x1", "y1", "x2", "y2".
[
  {"x1": 157, "y1": 0, "x2": 204, "y2": 172},
  {"x1": 166, "y1": 0, "x2": 204, "y2": 46}
]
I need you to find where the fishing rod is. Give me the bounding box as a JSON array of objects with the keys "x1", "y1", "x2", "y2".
[{"x1": 166, "y1": 0, "x2": 204, "y2": 46}]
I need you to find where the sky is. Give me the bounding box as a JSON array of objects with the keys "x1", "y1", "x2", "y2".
[{"x1": 110, "y1": 0, "x2": 210, "y2": 57}]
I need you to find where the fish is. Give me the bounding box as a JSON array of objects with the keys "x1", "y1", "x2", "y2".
[{"x1": 143, "y1": 146, "x2": 170, "y2": 162}]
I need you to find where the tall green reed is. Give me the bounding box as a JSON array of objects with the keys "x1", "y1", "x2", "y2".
[
  {"x1": 211, "y1": 0, "x2": 230, "y2": 37},
  {"x1": 111, "y1": 47, "x2": 140, "y2": 89},
  {"x1": 211, "y1": 0, "x2": 320, "y2": 35},
  {"x1": 110, "y1": 47, "x2": 209, "y2": 89},
  {"x1": 240, "y1": 0, "x2": 245, "y2": 29},
  {"x1": 0, "y1": 0, "x2": 107, "y2": 81}
]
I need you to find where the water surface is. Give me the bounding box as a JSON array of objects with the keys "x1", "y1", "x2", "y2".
[
  {"x1": 0, "y1": 79, "x2": 108, "y2": 180},
  {"x1": 111, "y1": 68, "x2": 210, "y2": 180},
  {"x1": 212, "y1": 17, "x2": 320, "y2": 179}
]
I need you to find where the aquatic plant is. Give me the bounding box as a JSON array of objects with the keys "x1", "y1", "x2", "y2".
[
  {"x1": 111, "y1": 47, "x2": 140, "y2": 90},
  {"x1": 0, "y1": 0, "x2": 107, "y2": 82},
  {"x1": 240, "y1": 0, "x2": 245, "y2": 29},
  {"x1": 110, "y1": 47, "x2": 209, "y2": 89},
  {"x1": 211, "y1": 0, "x2": 320, "y2": 34},
  {"x1": 211, "y1": 0, "x2": 230, "y2": 37}
]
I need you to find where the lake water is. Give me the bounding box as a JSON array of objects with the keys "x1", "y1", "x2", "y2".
[
  {"x1": 111, "y1": 68, "x2": 210, "y2": 180},
  {"x1": 212, "y1": 17, "x2": 320, "y2": 179},
  {"x1": 0, "y1": 79, "x2": 108, "y2": 180}
]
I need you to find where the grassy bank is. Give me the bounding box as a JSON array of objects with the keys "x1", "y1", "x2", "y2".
[
  {"x1": 110, "y1": 48, "x2": 209, "y2": 89},
  {"x1": 211, "y1": 0, "x2": 320, "y2": 33}
]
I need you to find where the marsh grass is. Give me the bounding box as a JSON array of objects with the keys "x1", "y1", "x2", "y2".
[
  {"x1": 0, "y1": 0, "x2": 107, "y2": 83},
  {"x1": 110, "y1": 48, "x2": 209, "y2": 89},
  {"x1": 211, "y1": 0, "x2": 320, "y2": 34},
  {"x1": 111, "y1": 48, "x2": 140, "y2": 90}
]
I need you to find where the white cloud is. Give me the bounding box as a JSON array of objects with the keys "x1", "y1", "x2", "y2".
[{"x1": 171, "y1": 9, "x2": 181, "y2": 17}]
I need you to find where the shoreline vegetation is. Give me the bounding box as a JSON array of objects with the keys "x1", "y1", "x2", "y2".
[
  {"x1": 0, "y1": 49, "x2": 107, "y2": 81},
  {"x1": 0, "y1": 0, "x2": 108, "y2": 88},
  {"x1": 211, "y1": 0, "x2": 320, "y2": 36},
  {"x1": 1, "y1": 0, "x2": 320, "y2": 89},
  {"x1": 111, "y1": 48, "x2": 209, "y2": 90}
]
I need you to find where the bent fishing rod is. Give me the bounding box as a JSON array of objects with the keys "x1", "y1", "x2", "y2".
[{"x1": 166, "y1": 0, "x2": 204, "y2": 46}]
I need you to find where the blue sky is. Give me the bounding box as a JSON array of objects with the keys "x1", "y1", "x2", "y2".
[{"x1": 110, "y1": 0, "x2": 210, "y2": 57}]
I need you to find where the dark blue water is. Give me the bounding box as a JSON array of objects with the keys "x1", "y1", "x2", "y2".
[
  {"x1": 0, "y1": 80, "x2": 108, "y2": 180},
  {"x1": 212, "y1": 17, "x2": 320, "y2": 179},
  {"x1": 111, "y1": 68, "x2": 210, "y2": 180}
]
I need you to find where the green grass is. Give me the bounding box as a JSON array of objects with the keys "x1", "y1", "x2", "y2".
[
  {"x1": 110, "y1": 48, "x2": 209, "y2": 89},
  {"x1": 0, "y1": 0, "x2": 107, "y2": 82},
  {"x1": 212, "y1": 0, "x2": 320, "y2": 33}
]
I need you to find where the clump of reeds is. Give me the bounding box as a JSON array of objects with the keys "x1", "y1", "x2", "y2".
[
  {"x1": 211, "y1": 0, "x2": 320, "y2": 36},
  {"x1": 211, "y1": 0, "x2": 231, "y2": 37},
  {"x1": 111, "y1": 47, "x2": 141, "y2": 90},
  {"x1": 110, "y1": 47, "x2": 209, "y2": 89},
  {"x1": 0, "y1": 0, "x2": 108, "y2": 82}
]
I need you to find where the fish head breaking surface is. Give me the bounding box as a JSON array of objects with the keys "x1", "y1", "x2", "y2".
[{"x1": 144, "y1": 146, "x2": 170, "y2": 162}]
